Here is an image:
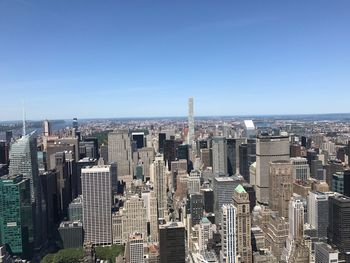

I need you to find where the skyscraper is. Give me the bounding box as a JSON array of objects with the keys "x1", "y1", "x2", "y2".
[
  {"x1": 308, "y1": 191, "x2": 330, "y2": 240},
  {"x1": 82, "y1": 165, "x2": 112, "y2": 245},
  {"x1": 188, "y1": 97, "x2": 194, "y2": 145},
  {"x1": 159, "y1": 222, "x2": 186, "y2": 263},
  {"x1": 9, "y1": 131, "x2": 43, "y2": 247},
  {"x1": 328, "y1": 194, "x2": 350, "y2": 261},
  {"x1": 233, "y1": 185, "x2": 252, "y2": 263},
  {"x1": 108, "y1": 130, "x2": 133, "y2": 177},
  {"x1": 213, "y1": 177, "x2": 236, "y2": 224},
  {"x1": 220, "y1": 204, "x2": 237, "y2": 263},
  {"x1": 153, "y1": 154, "x2": 168, "y2": 219},
  {"x1": 212, "y1": 136, "x2": 227, "y2": 176},
  {"x1": 121, "y1": 195, "x2": 147, "y2": 243},
  {"x1": 290, "y1": 157, "x2": 310, "y2": 181},
  {"x1": 0, "y1": 175, "x2": 33, "y2": 259},
  {"x1": 269, "y1": 160, "x2": 293, "y2": 218},
  {"x1": 125, "y1": 233, "x2": 144, "y2": 263},
  {"x1": 43, "y1": 119, "x2": 51, "y2": 137},
  {"x1": 256, "y1": 134, "x2": 290, "y2": 205}
]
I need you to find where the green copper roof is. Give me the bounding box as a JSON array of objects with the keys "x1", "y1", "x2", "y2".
[
  {"x1": 235, "y1": 184, "x2": 246, "y2": 194},
  {"x1": 201, "y1": 217, "x2": 210, "y2": 224}
]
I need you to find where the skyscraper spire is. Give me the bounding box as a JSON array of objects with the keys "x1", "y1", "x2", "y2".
[{"x1": 22, "y1": 105, "x2": 26, "y2": 136}]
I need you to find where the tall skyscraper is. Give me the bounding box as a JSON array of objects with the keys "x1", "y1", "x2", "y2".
[
  {"x1": 220, "y1": 204, "x2": 237, "y2": 263},
  {"x1": 233, "y1": 185, "x2": 252, "y2": 263},
  {"x1": 108, "y1": 130, "x2": 133, "y2": 177},
  {"x1": 43, "y1": 119, "x2": 51, "y2": 137},
  {"x1": 188, "y1": 97, "x2": 194, "y2": 145},
  {"x1": 308, "y1": 191, "x2": 330, "y2": 240},
  {"x1": 269, "y1": 160, "x2": 293, "y2": 218},
  {"x1": 212, "y1": 136, "x2": 227, "y2": 176},
  {"x1": 159, "y1": 222, "x2": 186, "y2": 263},
  {"x1": 284, "y1": 198, "x2": 309, "y2": 263},
  {"x1": 153, "y1": 154, "x2": 168, "y2": 219},
  {"x1": 256, "y1": 134, "x2": 290, "y2": 205},
  {"x1": 0, "y1": 175, "x2": 33, "y2": 259},
  {"x1": 9, "y1": 131, "x2": 43, "y2": 247},
  {"x1": 82, "y1": 165, "x2": 112, "y2": 245},
  {"x1": 9, "y1": 132, "x2": 39, "y2": 203},
  {"x1": 213, "y1": 177, "x2": 236, "y2": 224},
  {"x1": 328, "y1": 194, "x2": 350, "y2": 261}
]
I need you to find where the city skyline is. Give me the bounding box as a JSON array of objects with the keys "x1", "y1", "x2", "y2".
[{"x1": 1, "y1": 1, "x2": 350, "y2": 120}]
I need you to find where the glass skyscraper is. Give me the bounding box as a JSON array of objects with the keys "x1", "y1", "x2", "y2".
[{"x1": 0, "y1": 175, "x2": 33, "y2": 258}]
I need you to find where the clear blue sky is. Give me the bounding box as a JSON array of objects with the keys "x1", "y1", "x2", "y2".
[{"x1": 0, "y1": 0, "x2": 349, "y2": 120}]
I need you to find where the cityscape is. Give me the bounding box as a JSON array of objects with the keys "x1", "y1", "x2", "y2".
[{"x1": 1, "y1": 1, "x2": 350, "y2": 263}]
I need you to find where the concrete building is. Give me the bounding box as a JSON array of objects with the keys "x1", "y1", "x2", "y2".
[
  {"x1": 233, "y1": 185, "x2": 252, "y2": 263},
  {"x1": 314, "y1": 242, "x2": 339, "y2": 263},
  {"x1": 307, "y1": 191, "x2": 331, "y2": 240},
  {"x1": 269, "y1": 160, "x2": 293, "y2": 218},
  {"x1": 256, "y1": 134, "x2": 290, "y2": 205},
  {"x1": 198, "y1": 217, "x2": 213, "y2": 253},
  {"x1": 121, "y1": 195, "x2": 147, "y2": 243},
  {"x1": 152, "y1": 154, "x2": 168, "y2": 219},
  {"x1": 108, "y1": 130, "x2": 133, "y2": 177},
  {"x1": 213, "y1": 177, "x2": 236, "y2": 224},
  {"x1": 212, "y1": 137, "x2": 227, "y2": 176},
  {"x1": 82, "y1": 165, "x2": 112, "y2": 245},
  {"x1": 290, "y1": 157, "x2": 310, "y2": 181},
  {"x1": 125, "y1": 232, "x2": 144, "y2": 263},
  {"x1": 220, "y1": 204, "x2": 237, "y2": 263},
  {"x1": 138, "y1": 147, "x2": 154, "y2": 180},
  {"x1": 112, "y1": 212, "x2": 123, "y2": 245}
]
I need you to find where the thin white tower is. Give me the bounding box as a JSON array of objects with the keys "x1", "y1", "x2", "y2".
[{"x1": 188, "y1": 97, "x2": 194, "y2": 145}]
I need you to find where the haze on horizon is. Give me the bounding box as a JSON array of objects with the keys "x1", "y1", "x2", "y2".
[{"x1": 1, "y1": 0, "x2": 350, "y2": 121}]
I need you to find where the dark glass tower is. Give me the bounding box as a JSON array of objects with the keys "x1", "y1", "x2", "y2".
[{"x1": 328, "y1": 195, "x2": 350, "y2": 260}]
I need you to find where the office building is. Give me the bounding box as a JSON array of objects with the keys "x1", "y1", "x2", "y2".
[
  {"x1": 198, "y1": 217, "x2": 213, "y2": 253},
  {"x1": 256, "y1": 134, "x2": 290, "y2": 205},
  {"x1": 108, "y1": 130, "x2": 133, "y2": 177},
  {"x1": 189, "y1": 194, "x2": 203, "y2": 226},
  {"x1": 220, "y1": 204, "x2": 237, "y2": 263},
  {"x1": 332, "y1": 171, "x2": 344, "y2": 194},
  {"x1": 125, "y1": 232, "x2": 144, "y2": 263},
  {"x1": 328, "y1": 194, "x2": 350, "y2": 260},
  {"x1": 233, "y1": 185, "x2": 252, "y2": 263},
  {"x1": 138, "y1": 147, "x2": 154, "y2": 180},
  {"x1": 121, "y1": 195, "x2": 147, "y2": 243},
  {"x1": 314, "y1": 242, "x2": 339, "y2": 263},
  {"x1": 269, "y1": 161, "x2": 293, "y2": 218},
  {"x1": 58, "y1": 221, "x2": 83, "y2": 248},
  {"x1": 311, "y1": 160, "x2": 324, "y2": 180},
  {"x1": 158, "y1": 133, "x2": 166, "y2": 153},
  {"x1": 290, "y1": 157, "x2": 310, "y2": 181},
  {"x1": 8, "y1": 131, "x2": 43, "y2": 248},
  {"x1": 212, "y1": 136, "x2": 227, "y2": 175},
  {"x1": 159, "y1": 222, "x2": 186, "y2": 263},
  {"x1": 201, "y1": 188, "x2": 214, "y2": 213},
  {"x1": 153, "y1": 154, "x2": 168, "y2": 219},
  {"x1": 213, "y1": 177, "x2": 235, "y2": 224},
  {"x1": 82, "y1": 165, "x2": 112, "y2": 245},
  {"x1": 239, "y1": 139, "x2": 256, "y2": 181},
  {"x1": 308, "y1": 191, "x2": 330, "y2": 240},
  {"x1": 132, "y1": 132, "x2": 145, "y2": 149},
  {"x1": 0, "y1": 175, "x2": 33, "y2": 258},
  {"x1": 171, "y1": 159, "x2": 187, "y2": 191},
  {"x1": 68, "y1": 195, "x2": 83, "y2": 221}
]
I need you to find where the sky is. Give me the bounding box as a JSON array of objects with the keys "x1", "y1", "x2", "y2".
[{"x1": 0, "y1": 0, "x2": 350, "y2": 120}]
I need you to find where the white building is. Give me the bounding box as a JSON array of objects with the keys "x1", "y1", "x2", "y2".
[
  {"x1": 82, "y1": 165, "x2": 112, "y2": 245},
  {"x1": 220, "y1": 204, "x2": 237, "y2": 263}
]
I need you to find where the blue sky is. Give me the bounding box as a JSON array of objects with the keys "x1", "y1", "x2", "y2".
[{"x1": 0, "y1": 0, "x2": 349, "y2": 120}]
